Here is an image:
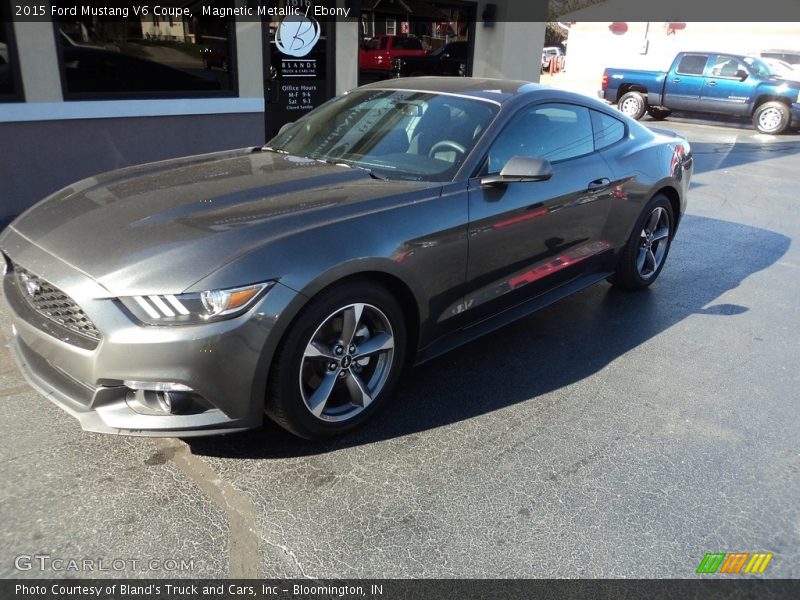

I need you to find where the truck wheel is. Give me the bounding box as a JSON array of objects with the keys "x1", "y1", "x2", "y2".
[
  {"x1": 753, "y1": 101, "x2": 790, "y2": 134},
  {"x1": 618, "y1": 91, "x2": 647, "y2": 120},
  {"x1": 647, "y1": 107, "x2": 671, "y2": 120}
]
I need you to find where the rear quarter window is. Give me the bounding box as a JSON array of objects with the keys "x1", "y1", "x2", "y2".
[
  {"x1": 591, "y1": 110, "x2": 626, "y2": 149},
  {"x1": 676, "y1": 54, "x2": 708, "y2": 75}
]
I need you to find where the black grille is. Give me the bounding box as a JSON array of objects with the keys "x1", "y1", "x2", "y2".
[{"x1": 13, "y1": 265, "x2": 101, "y2": 341}]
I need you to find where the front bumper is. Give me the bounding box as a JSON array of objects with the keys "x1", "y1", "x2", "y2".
[{"x1": 0, "y1": 233, "x2": 295, "y2": 436}]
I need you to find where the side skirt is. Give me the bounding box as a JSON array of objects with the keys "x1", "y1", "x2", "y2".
[{"x1": 414, "y1": 271, "x2": 614, "y2": 365}]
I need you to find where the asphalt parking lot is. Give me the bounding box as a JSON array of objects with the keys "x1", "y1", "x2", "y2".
[{"x1": 1, "y1": 118, "x2": 798, "y2": 579}]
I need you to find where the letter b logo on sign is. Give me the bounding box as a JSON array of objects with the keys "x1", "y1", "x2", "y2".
[{"x1": 276, "y1": 16, "x2": 321, "y2": 57}]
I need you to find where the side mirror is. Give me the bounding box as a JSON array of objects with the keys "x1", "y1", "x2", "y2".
[
  {"x1": 736, "y1": 69, "x2": 749, "y2": 81},
  {"x1": 481, "y1": 156, "x2": 554, "y2": 186}
]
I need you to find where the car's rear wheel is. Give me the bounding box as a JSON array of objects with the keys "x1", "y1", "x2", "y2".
[
  {"x1": 608, "y1": 194, "x2": 674, "y2": 290},
  {"x1": 752, "y1": 101, "x2": 790, "y2": 134},
  {"x1": 647, "y1": 107, "x2": 672, "y2": 120},
  {"x1": 618, "y1": 91, "x2": 647, "y2": 120},
  {"x1": 265, "y1": 281, "x2": 406, "y2": 439}
]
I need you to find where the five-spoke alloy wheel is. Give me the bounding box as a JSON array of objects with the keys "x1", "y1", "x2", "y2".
[
  {"x1": 609, "y1": 194, "x2": 675, "y2": 290},
  {"x1": 266, "y1": 281, "x2": 406, "y2": 439},
  {"x1": 300, "y1": 303, "x2": 395, "y2": 422},
  {"x1": 636, "y1": 206, "x2": 671, "y2": 281}
]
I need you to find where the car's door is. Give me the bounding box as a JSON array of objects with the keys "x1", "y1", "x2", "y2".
[
  {"x1": 464, "y1": 102, "x2": 617, "y2": 320},
  {"x1": 699, "y1": 55, "x2": 755, "y2": 116},
  {"x1": 663, "y1": 53, "x2": 709, "y2": 111}
]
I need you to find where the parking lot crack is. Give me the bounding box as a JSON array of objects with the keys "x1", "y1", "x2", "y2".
[
  {"x1": 153, "y1": 438, "x2": 260, "y2": 578},
  {"x1": 261, "y1": 537, "x2": 312, "y2": 578}
]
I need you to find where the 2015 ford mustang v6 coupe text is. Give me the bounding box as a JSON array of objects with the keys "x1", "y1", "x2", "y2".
[{"x1": 0, "y1": 78, "x2": 692, "y2": 439}]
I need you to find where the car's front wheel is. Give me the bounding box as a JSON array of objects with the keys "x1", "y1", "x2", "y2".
[
  {"x1": 265, "y1": 281, "x2": 407, "y2": 439},
  {"x1": 609, "y1": 194, "x2": 674, "y2": 290}
]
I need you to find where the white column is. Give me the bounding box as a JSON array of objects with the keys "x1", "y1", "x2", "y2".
[
  {"x1": 235, "y1": 18, "x2": 265, "y2": 98},
  {"x1": 12, "y1": 20, "x2": 63, "y2": 102},
  {"x1": 335, "y1": 17, "x2": 359, "y2": 94},
  {"x1": 472, "y1": 21, "x2": 546, "y2": 82}
]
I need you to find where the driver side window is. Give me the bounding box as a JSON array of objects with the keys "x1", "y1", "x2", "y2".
[
  {"x1": 710, "y1": 56, "x2": 746, "y2": 78},
  {"x1": 486, "y1": 103, "x2": 594, "y2": 173}
]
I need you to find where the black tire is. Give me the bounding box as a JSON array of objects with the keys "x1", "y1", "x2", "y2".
[
  {"x1": 647, "y1": 107, "x2": 672, "y2": 120},
  {"x1": 752, "y1": 101, "x2": 790, "y2": 134},
  {"x1": 265, "y1": 281, "x2": 407, "y2": 440},
  {"x1": 608, "y1": 194, "x2": 675, "y2": 290},
  {"x1": 617, "y1": 91, "x2": 648, "y2": 120}
]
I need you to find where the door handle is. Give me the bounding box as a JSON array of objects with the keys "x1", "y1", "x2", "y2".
[
  {"x1": 671, "y1": 78, "x2": 681, "y2": 83},
  {"x1": 587, "y1": 178, "x2": 611, "y2": 191},
  {"x1": 706, "y1": 81, "x2": 717, "y2": 87}
]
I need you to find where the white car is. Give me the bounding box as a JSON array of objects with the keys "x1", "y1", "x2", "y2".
[{"x1": 751, "y1": 50, "x2": 800, "y2": 80}]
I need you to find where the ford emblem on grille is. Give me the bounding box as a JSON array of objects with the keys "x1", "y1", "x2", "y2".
[{"x1": 19, "y1": 272, "x2": 40, "y2": 298}]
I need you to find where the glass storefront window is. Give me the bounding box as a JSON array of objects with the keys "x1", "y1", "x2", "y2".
[
  {"x1": 55, "y1": 1, "x2": 236, "y2": 99},
  {"x1": 1, "y1": 2, "x2": 23, "y2": 101}
]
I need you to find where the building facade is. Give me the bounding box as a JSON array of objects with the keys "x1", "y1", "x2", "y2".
[{"x1": 0, "y1": 1, "x2": 545, "y2": 224}]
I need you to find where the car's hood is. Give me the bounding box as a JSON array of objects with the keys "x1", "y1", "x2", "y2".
[{"x1": 3, "y1": 148, "x2": 435, "y2": 295}]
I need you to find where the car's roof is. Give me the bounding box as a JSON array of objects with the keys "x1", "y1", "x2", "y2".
[
  {"x1": 359, "y1": 77, "x2": 563, "y2": 104},
  {"x1": 357, "y1": 77, "x2": 612, "y2": 110},
  {"x1": 683, "y1": 51, "x2": 767, "y2": 59}
]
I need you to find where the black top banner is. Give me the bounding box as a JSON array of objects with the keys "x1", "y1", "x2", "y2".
[
  {"x1": 3, "y1": 0, "x2": 799, "y2": 22},
  {"x1": 4, "y1": 579, "x2": 800, "y2": 600}
]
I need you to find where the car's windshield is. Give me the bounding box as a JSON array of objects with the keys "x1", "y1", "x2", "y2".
[
  {"x1": 743, "y1": 57, "x2": 776, "y2": 78},
  {"x1": 267, "y1": 89, "x2": 499, "y2": 181}
]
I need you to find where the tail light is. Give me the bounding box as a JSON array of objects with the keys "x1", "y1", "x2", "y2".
[{"x1": 601, "y1": 71, "x2": 609, "y2": 90}]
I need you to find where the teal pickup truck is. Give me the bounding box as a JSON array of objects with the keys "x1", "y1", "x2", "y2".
[{"x1": 602, "y1": 51, "x2": 800, "y2": 134}]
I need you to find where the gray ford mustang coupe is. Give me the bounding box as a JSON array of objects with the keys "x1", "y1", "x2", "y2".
[{"x1": 0, "y1": 78, "x2": 692, "y2": 440}]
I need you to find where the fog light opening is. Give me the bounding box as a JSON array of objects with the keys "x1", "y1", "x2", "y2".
[
  {"x1": 156, "y1": 391, "x2": 192, "y2": 415},
  {"x1": 124, "y1": 380, "x2": 193, "y2": 393}
]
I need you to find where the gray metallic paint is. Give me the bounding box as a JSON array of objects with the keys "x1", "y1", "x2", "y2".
[{"x1": 0, "y1": 79, "x2": 692, "y2": 436}]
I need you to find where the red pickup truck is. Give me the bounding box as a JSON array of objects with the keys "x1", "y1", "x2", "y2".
[{"x1": 359, "y1": 34, "x2": 428, "y2": 73}]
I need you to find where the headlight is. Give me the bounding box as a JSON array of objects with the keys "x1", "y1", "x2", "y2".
[{"x1": 119, "y1": 282, "x2": 274, "y2": 325}]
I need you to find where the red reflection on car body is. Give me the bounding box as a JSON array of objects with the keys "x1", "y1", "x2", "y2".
[
  {"x1": 507, "y1": 240, "x2": 613, "y2": 289},
  {"x1": 492, "y1": 207, "x2": 548, "y2": 229}
]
